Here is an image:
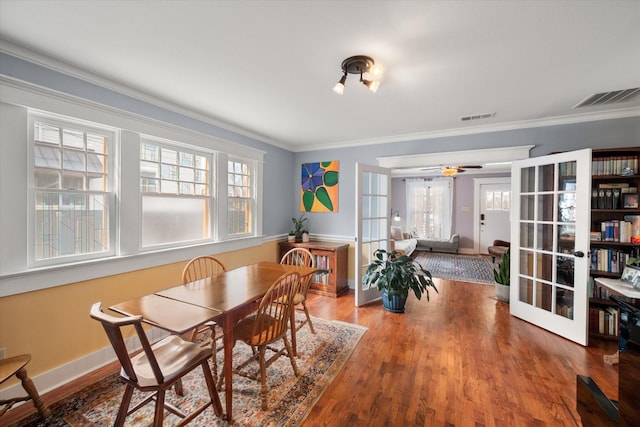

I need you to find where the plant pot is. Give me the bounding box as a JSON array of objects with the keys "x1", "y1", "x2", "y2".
[
  {"x1": 288, "y1": 235, "x2": 295, "y2": 242},
  {"x1": 302, "y1": 232, "x2": 309, "y2": 243},
  {"x1": 295, "y1": 232, "x2": 302, "y2": 243},
  {"x1": 381, "y1": 289, "x2": 407, "y2": 313},
  {"x1": 495, "y1": 283, "x2": 510, "y2": 303}
]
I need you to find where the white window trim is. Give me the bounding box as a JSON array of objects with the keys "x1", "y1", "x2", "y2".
[
  {"x1": 0, "y1": 78, "x2": 265, "y2": 297},
  {"x1": 28, "y1": 112, "x2": 119, "y2": 267}
]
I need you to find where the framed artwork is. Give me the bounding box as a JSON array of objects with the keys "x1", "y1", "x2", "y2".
[
  {"x1": 301, "y1": 161, "x2": 339, "y2": 212},
  {"x1": 621, "y1": 264, "x2": 640, "y2": 290},
  {"x1": 623, "y1": 193, "x2": 639, "y2": 209}
]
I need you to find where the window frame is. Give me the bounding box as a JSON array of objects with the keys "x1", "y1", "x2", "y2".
[
  {"x1": 28, "y1": 113, "x2": 118, "y2": 267},
  {"x1": 225, "y1": 156, "x2": 257, "y2": 239},
  {"x1": 138, "y1": 136, "x2": 217, "y2": 250}
]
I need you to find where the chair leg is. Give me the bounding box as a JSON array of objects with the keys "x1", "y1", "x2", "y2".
[
  {"x1": 209, "y1": 325, "x2": 219, "y2": 384},
  {"x1": 15, "y1": 366, "x2": 50, "y2": 419},
  {"x1": 201, "y1": 361, "x2": 223, "y2": 416},
  {"x1": 153, "y1": 390, "x2": 165, "y2": 427},
  {"x1": 301, "y1": 302, "x2": 315, "y2": 334},
  {"x1": 114, "y1": 384, "x2": 135, "y2": 427},
  {"x1": 258, "y1": 346, "x2": 268, "y2": 410},
  {"x1": 282, "y1": 335, "x2": 300, "y2": 377}
]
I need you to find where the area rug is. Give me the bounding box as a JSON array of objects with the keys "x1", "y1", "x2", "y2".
[
  {"x1": 11, "y1": 314, "x2": 367, "y2": 427},
  {"x1": 413, "y1": 252, "x2": 495, "y2": 285}
]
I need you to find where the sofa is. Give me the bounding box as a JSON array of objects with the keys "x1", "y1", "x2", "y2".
[
  {"x1": 390, "y1": 226, "x2": 417, "y2": 256},
  {"x1": 415, "y1": 234, "x2": 460, "y2": 254}
]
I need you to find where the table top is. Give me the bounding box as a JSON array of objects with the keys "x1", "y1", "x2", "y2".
[
  {"x1": 156, "y1": 262, "x2": 316, "y2": 312},
  {"x1": 109, "y1": 294, "x2": 221, "y2": 335}
]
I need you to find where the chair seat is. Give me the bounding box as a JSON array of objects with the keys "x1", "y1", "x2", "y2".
[
  {"x1": 293, "y1": 293, "x2": 305, "y2": 305},
  {"x1": 234, "y1": 314, "x2": 283, "y2": 347},
  {"x1": 127, "y1": 335, "x2": 211, "y2": 387}
]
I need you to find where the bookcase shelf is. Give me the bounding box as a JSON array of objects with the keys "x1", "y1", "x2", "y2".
[
  {"x1": 588, "y1": 147, "x2": 640, "y2": 342},
  {"x1": 279, "y1": 241, "x2": 349, "y2": 298}
]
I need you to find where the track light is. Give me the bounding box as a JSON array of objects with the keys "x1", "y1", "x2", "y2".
[
  {"x1": 333, "y1": 73, "x2": 347, "y2": 95},
  {"x1": 333, "y1": 55, "x2": 383, "y2": 94},
  {"x1": 360, "y1": 76, "x2": 380, "y2": 93}
]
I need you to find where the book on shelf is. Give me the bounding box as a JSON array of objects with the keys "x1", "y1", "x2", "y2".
[{"x1": 592, "y1": 155, "x2": 639, "y2": 176}]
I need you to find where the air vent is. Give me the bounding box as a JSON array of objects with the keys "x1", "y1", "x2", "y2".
[
  {"x1": 573, "y1": 87, "x2": 640, "y2": 108},
  {"x1": 460, "y1": 112, "x2": 496, "y2": 122}
]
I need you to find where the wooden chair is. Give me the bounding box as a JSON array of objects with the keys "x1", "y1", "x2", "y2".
[
  {"x1": 182, "y1": 255, "x2": 227, "y2": 284},
  {"x1": 0, "y1": 354, "x2": 50, "y2": 420},
  {"x1": 89, "y1": 302, "x2": 223, "y2": 426},
  {"x1": 232, "y1": 272, "x2": 301, "y2": 410},
  {"x1": 280, "y1": 248, "x2": 316, "y2": 337},
  {"x1": 181, "y1": 256, "x2": 226, "y2": 382}
]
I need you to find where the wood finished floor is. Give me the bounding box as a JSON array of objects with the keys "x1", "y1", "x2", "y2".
[{"x1": 4, "y1": 278, "x2": 618, "y2": 426}]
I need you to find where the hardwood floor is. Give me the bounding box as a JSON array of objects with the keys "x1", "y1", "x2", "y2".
[{"x1": 3, "y1": 278, "x2": 618, "y2": 426}]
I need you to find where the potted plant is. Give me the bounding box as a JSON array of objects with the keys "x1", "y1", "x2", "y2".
[
  {"x1": 362, "y1": 249, "x2": 438, "y2": 313},
  {"x1": 494, "y1": 248, "x2": 510, "y2": 302},
  {"x1": 291, "y1": 214, "x2": 308, "y2": 242},
  {"x1": 302, "y1": 229, "x2": 310, "y2": 242},
  {"x1": 287, "y1": 231, "x2": 295, "y2": 242}
]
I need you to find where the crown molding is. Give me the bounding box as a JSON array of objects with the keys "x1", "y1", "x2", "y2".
[
  {"x1": 301, "y1": 108, "x2": 640, "y2": 152},
  {"x1": 0, "y1": 38, "x2": 293, "y2": 150}
]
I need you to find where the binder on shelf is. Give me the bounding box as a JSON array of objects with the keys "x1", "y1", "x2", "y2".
[{"x1": 612, "y1": 188, "x2": 621, "y2": 209}]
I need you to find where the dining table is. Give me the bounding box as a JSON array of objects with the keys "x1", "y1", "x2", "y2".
[{"x1": 111, "y1": 261, "x2": 316, "y2": 421}]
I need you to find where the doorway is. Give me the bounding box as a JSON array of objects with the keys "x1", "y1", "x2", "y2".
[{"x1": 474, "y1": 177, "x2": 511, "y2": 254}]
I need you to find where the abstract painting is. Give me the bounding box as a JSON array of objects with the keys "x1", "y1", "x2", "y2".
[{"x1": 301, "y1": 161, "x2": 339, "y2": 212}]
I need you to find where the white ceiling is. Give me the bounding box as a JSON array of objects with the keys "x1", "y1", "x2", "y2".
[{"x1": 1, "y1": 0, "x2": 639, "y2": 152}]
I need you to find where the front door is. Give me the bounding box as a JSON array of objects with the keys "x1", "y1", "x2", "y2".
[
  {"x1": 510, "y1": 149, "x2": 591, "y2": 345},
  {"x1": 476, "y1": 178, "x2": 512, "y2": 253},
  {"x1": 355, "y1": 163, "x2": 391, "y2": 307}
]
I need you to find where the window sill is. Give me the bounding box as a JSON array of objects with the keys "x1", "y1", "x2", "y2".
[{"x1": 0, "y1": 235, "x2": 265, "y2": 297}]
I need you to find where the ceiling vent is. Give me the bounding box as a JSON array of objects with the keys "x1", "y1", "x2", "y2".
[
  {"x1": 573, "y1": 87, "x2": 640, "y2": 108},
  {"x1": 460, "y1": 112, "x2": 496, "y2": 122}
]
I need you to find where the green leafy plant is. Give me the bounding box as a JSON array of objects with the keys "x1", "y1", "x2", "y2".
[
  {"x1": 627, "y1": 257, "x2": 640, "y2": 267},
  {"x1": 362, "y1": 249, "x2": 438, "y2": 301},
  {"x1": 291, "y1": 215, "x2": 307, "y2": 233},
  {"x1": 493, "y1": 249, "x2": 510, "y2": 285}
]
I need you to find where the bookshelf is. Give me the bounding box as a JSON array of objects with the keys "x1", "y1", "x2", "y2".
[
  {"x1": 588, "y1": 147, "x2": 640, "y2": 341},
  {"x1": 278, "y1": 241, "x2": 349, "y2": 298}
]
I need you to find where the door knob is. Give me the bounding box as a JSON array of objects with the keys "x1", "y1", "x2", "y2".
[{"x1": 573, "y1": 251, "x2": 585, "y2": 258}]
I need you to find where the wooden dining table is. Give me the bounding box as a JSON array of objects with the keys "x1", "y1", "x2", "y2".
[{"x1": 112, "y1": 261, "x2": 316, "y2": 421}]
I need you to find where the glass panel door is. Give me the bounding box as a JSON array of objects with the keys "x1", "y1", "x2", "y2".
[
  {"x1": 355, "y1": 163, "x2": 390, "y2": 307},
  {"x1": 511, "y1": 149, "x2": 591, "y2": 345}
]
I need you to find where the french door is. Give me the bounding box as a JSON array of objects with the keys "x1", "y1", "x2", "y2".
[
  {"x1": 510, "y1": 149, "x2": 591, "y2": 345},
  {"x1": 355, "y1": 163, "x2": 391, "y2": 307}
]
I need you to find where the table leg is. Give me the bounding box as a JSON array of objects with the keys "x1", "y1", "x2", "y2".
[{"x1": 222, "y1": 314, "x2": 234, "y2": 421}]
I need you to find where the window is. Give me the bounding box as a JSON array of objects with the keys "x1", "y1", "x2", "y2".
[
  {"x1": 485, "y1": 190, "x2": 511, "y2": 211},
  {"x1": 140, "y1": 139, "x2": 212, "y2": 248},
  {"x1": 405, "y1": 178, "x2": 453, "y2": 239},
  {"x1": 227, "y1": 159, "x2": 253, "y2": 236},
  {"x1": 32, "y1": 117, "x2": 114, "y2": 263}
]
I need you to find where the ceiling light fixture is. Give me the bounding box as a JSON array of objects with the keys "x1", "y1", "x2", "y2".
[
  {"x1": 441, "y1": 167, "x2": 458, "y2": 177},
  {"x1": 333, "y1": 55, "x2": 383, "y2": 95}
]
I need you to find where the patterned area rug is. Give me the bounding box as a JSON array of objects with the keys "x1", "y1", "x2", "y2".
[
  {"x1": 414, "y1": 252, "x2": 495, "y2": 285},
  {"x1": 11, "y1": 314, "x2": 366, "y2": 427}
]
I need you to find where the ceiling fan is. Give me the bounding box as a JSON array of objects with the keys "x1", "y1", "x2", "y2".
[{"x1": 421, "y1": 165, "x2": 483, "y2": 176}]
